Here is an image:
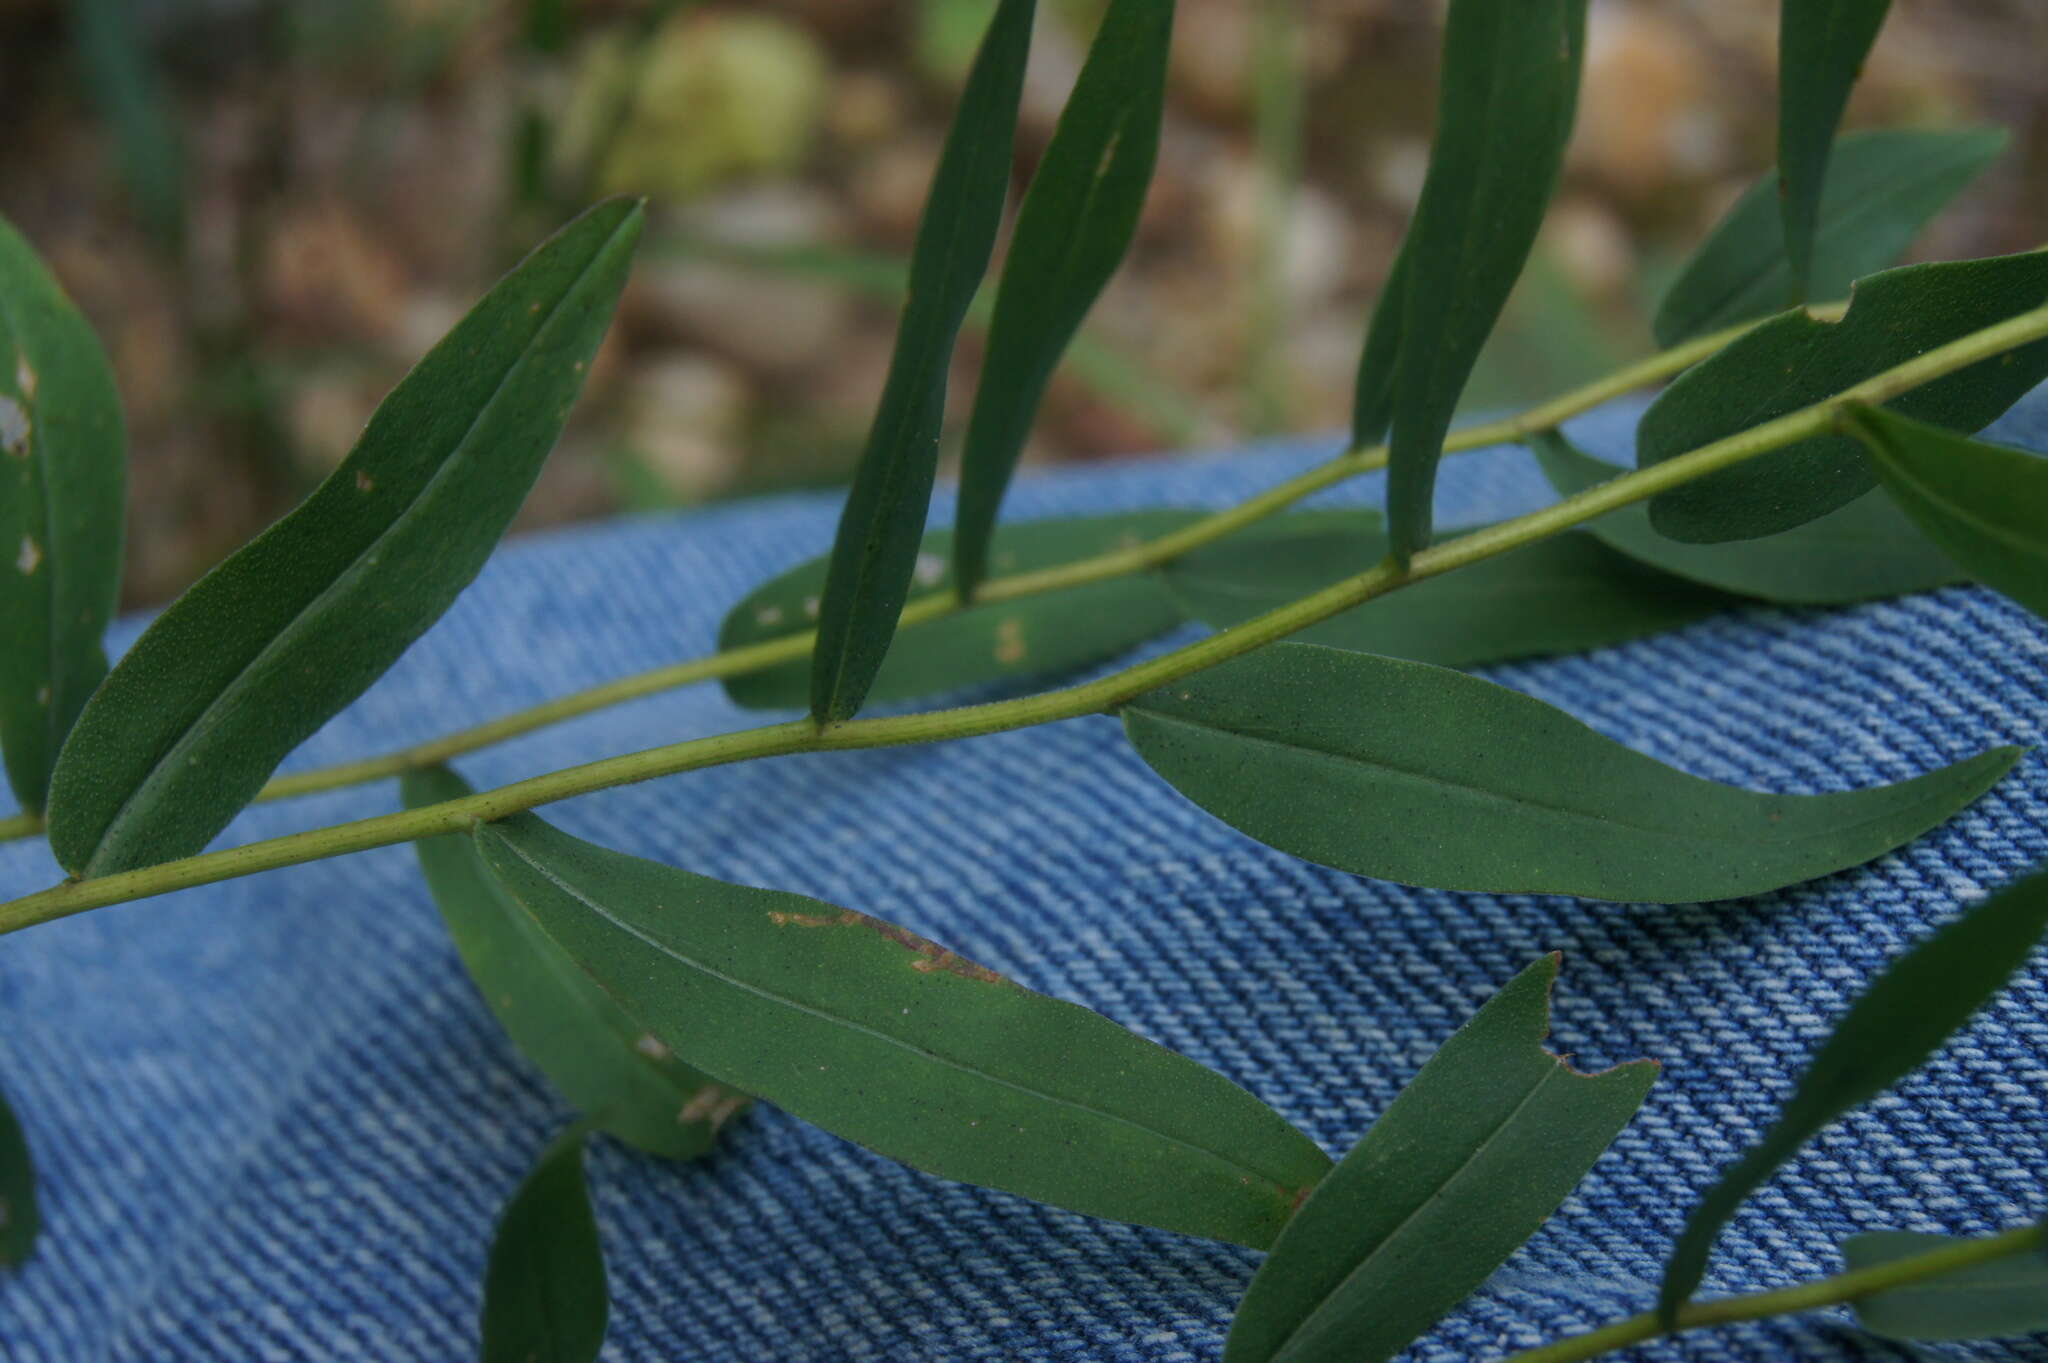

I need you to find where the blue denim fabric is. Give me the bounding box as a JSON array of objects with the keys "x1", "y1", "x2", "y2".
[{"x1": 2, "y1": 388, "x2": 2046, "y2": 1363}]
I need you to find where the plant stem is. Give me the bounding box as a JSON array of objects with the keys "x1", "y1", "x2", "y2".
[
  {"x1": 1497, "y1": 1222, "x2": 2045, "y2": 1363},
  {"x1": 3, "y1": 298, "x2": 2033, "y2": 932},
  {"x1": 0, "y1": 314, "x2": 1751, "y2": 849}
]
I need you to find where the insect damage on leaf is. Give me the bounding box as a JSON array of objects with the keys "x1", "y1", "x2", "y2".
[{"x1": 768, "y1": 906, "x2": 1011, "y2": 984}]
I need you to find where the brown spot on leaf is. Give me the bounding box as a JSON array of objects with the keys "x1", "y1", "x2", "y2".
[
  {"x1": 354, "y1": 470, "x2": 375, "y2": 493},
  {"x1": 993, "y1": 617, "x2": 1027, "y2": 665}
]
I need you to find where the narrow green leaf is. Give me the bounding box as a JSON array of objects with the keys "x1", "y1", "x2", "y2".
[
  {"x1": 1532, "y1": 429, "x2": 1962, "y2": 604},
  {"x1": 1227, "y1": 956, "x2": 1654, "y2": 1363},
  {"x1": 1844, "y1": 405, "x2": 2048, "y2": 620},
  {"x1": 809, "y1": 0, "x2": 1035, "y2": 722},
  {"x1": 951, "y1": 0, "x2": 1173, "y2": 598},
  {"x1": 1658, "y1": 868, "x2": 2048, "y2": 1321},
  {"x1": 720, "y1": 511, "x2": 1201, "y2": 710},
  {"x1": 1163, "y1": 511, "x2": 1733, "y2": 667},
  {"x1": 0, "y1": 217, "x2": 126, "y2": 816},
  {"x1": 403, "y1": 767, "x2": 747, "y2": 1160},
  {"x1": 1640, "y1": 251, "x2": 2048, "y2": 544},
  {"x1": 1654, "y1": 127, "x2": 2007, "y2": 347},
  {"x1": 71, "y1": 0, "x2": 186, "y2": 248},
  {"x1": 1778, "y1": 0, "x2": 1892, "y2": 297},
  {"x1": 0, "y1": 1085, "x2": 36, "y2": 1269},
  {"x1": 1844, "y1": 1230, "x2": 2048, "y2": 1341},
  {"x1": 1123, "y1": 643, "x2": 2019, "y2": 903},
  {"x1": 474, "y1": 811, "x2": 1333, "y2": 1248},
  {"x1": 1385, "y1": 0, "x2": 1587, "y2": 562},
  {"x1": 481, "y1": 1124, "x2": 607, "y2": 1363},
  {"x1": 44, "y1": 200, "x2": 643, "y2": 878},
  {"x1": 1349, "y1": 240, "x2": 1411, "y2": 449}
]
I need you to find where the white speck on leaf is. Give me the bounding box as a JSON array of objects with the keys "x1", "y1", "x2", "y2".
[
  {"x1": 14, "y1": 354, "x2": 34, "y2": 398},
  {"x1": 913, "y1": 552, "x2": 944, "y2": 587},
  {"x1": 634, "y1": 1033, "x2": 671, "y2": 1061},
  {"x1": 755, "y1": 604, "x2": 784, "y2": 627},
  {"x1": 15, "y1": 536, "x2": 41, "y2": 575},
  {"x1": 0, "y1": 396, "x2": 28, "y2": 457},
  {"x1": 801, "y1": 594, "x2": 820, "y2": 618}
]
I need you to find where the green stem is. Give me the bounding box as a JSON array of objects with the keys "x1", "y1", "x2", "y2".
[
  {"x1": 0, "y1": 313, "x2": 1750, "y2": 848},
  {"x1": 1498, "y1": 1223, "x2": 2046, "y2": 1363},
  {"x1": 3, "y1": 299, "x2": 2031, "y2": 932}
]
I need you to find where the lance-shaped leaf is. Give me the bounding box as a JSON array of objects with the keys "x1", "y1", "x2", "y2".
[
  {"x1": 1777, "y1": 0, "x2": 1893, "y2": 297},
  {"x1": 474, "y1": 810, "x2": 1332, "y2": 1248},
  {"x1": 1162, "y1": 511, "x2": 1733, "y2": 667},
  {"x1": 1844, "y1": 405, "x2": 2048, "y2": 620},
  {"x1": 1227, "y1": 956, "x2": 1654, "y2": 1363},
  {"x1": 1640, "y1": 251, "x2": 2048, "y2": 544},
  {"x1": 43, "y1": 199, "x2": 642, "y2": 878},
  {"x1": 809, "y1": 0, "x2": 1034, "y2": 722},
  {"x1": 0, "y1": 217, "x2": 126, "y2": 816},
  {"x1": 1531, "y1": 429, "x2": 1962, "y2": 605},
  {"x1": 1658, "y1": 868, "x2": 2048, "y2": 1322},
  {"x1": 1654, "y1": 127, "x2": 2006, "y2": 347},
  {"x1": 481, "y1": 1124, "x2": 607, "y2": 1363},
  {"x1": 720, "y1": 511, "x2": 1201, "y2": 710},
  {"x1": 1384, "y1": 0, "x2": 1587, "y2": 562},
  {"x1": 951, "y1": 0, "x2": 1173, "y2": 599},
  {"x1": 1123, "y1": 643, "x2": 2019, "y2": 903},
  {"x1": 1843, "y1": 1230, "x2": 2048, "y2": 1341},
  {"x1": 403, "y1": 767, "x2": 746, "y2": 1159},
  {"x1": 1349, "y1": 242, "x2": 1411, "y2": 450},
  {"x1": 0, "y1": 1085, "x2": 35, "y2": 1268}
]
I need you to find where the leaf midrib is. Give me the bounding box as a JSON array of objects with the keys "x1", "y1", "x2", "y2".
[
  {"x1": 487, "y1": 830, "x2": 1308, "y2": 1198},
  {"x1": 83, "y1": 214, "x2": 633, "y2": 868}
]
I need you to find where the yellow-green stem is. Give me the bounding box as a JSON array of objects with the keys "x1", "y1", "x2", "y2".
[
  {"x1": 2, "y1": 298, "x2": 2029, "y2": 933},
  {"x1": 0, "y1": 313, "x2": 1756, "y2": 847},
  {"x1": 1498, "y1": 1222, "x2": 2045, "y2": 1363}
]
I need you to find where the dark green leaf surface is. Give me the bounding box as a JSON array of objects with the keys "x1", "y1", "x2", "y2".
[
  {"x1": 809, "y1": 0, "x2": 1034, "y2": 722},
  {"x1": 481, "y1": 1124, "x2": 607, "y2": 1363},
  {"x1": 1123, "y1": 643, "x2": 2019, "y2": 902},
  {"x1": 721, "y1": 512, "x2": 1201, "y2": 710},
  {"x1": 1226, "y1": 956, "x2": 1654, "y2": 1363},
  {"x1": 1532, "y1": 429, "x2": 1962, "y2": 604},
  {"x1": 44, "y1": 199, "x2": 642, "y2": 878},
  {"x1": 1384, "y1": 0, "x2": 1587, "y2": 561},
  {"x1": 0, "y1": 1085, "x2": 35, "y2": 1269},
  {"x1": 1777, "y1": 0, "x2": 1892, "y2": 296},
  {"x1": 1640, "y1": 252, "x2": 2048, "y2": 543},
  {"x1": 1655, "y1": 126, "x2": 2005, "y2": 347},
  {"x1": 952, "y1": 0, "x2": 1172, "y2": 597},
  {"x1": 1350, "y1": 239, "x2": 1410, "y2": 449},
  {"x1": 1658, "y1": 869, "x2": 2048, "y2": 1321},
  {"x1": 0, "y1": 217, "x2": 126, "y2": 815},
  {"x1": 1163, "y1": 511, "x2": 1733, "y2": 666},
  {"x1": 1845, "y1": 405, "x2": 2048, "y2": 619},
  {"x1": 403, "y1": 767, "x2": 746, "y2": 1160},
  {"x1": 1844, "y1": 1230, "x2": 2048, "y2": 1341},
  {"x1": 474, "y1": 811, "x2": 1332, "y2": 1248}
]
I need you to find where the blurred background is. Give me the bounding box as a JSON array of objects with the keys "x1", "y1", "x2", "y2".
[{"x1": 1, "y1": 0, "x2": 2043, "y2": 608}]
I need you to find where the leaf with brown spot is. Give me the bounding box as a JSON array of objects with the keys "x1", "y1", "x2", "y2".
[{"x1": 474, "y1": 807, "x2": 1332, "y2": 1248}]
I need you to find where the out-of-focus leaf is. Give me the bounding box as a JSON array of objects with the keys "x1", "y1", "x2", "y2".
[
  {"x1": 720, "y1": 512, "x2": 1201, "y2": 710},
  {"x1": 952, "y1": 0, "x2": 1172, "y2": 598},
  {"x1": 1532, "y1": 429, "x2": 1962, "y2": 604},
  {"x1": 0, "y1": 1085, "x2": 35, "y2": 1269},
  {"x1": 474, "y1": 810, "x2": 1333, "y2": 1248},
  {"x1": 44, "y1": 200, "x2": 642, "y2": 878},
  {"x1": 1654, "y1": 127, "x2": 2006, "y2": 347},
  {"x1": 1162, "y1": 511, "x2": 1732, "y2": 667},
  {"x1": 1844, "y1": 405, "x2": 2048, "y2": 620},
  {"x1": 1225, "y1": 956, "x2": 1655, "y2": 1363},
  {"x1": 70, "y1": 0, "x2": 186, "y2": 248},
  {"x1": 404, "y1": 767, "x2": 746, "y2": 1160},
  {"x1": 1639, "y1": 252, "x2": 2048, "y2": 544},
  {"x1": 808, "y1": 0, "x2": 1034, "y2": 722},
  {"x1": 1658, "y1": 869, "x2": 2048, "y2": 1322},
  {"x1": 1844, "y1": 1230, "x2": 2048, "y2": 1341},
  {"x1": 481, "y1": 1124, "x2": 607, "y2": 1363},
  {"x1": 1777, "y1": 0, "x2": 1893, "y2": 297},
  {"x1": 1123, "y1": 643, "x2": 2019, "y2": 903},
  {"x1": 1383, "y1": 0, "x2": 1587, "y2": 562},
  {"x1": 0, "y1": 218, "x2": 126, "y2": 816}
]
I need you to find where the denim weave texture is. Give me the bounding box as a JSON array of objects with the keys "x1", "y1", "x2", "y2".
[{"x1": 2, "y1": 389, "x2": 2047, "y2": 1362}]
